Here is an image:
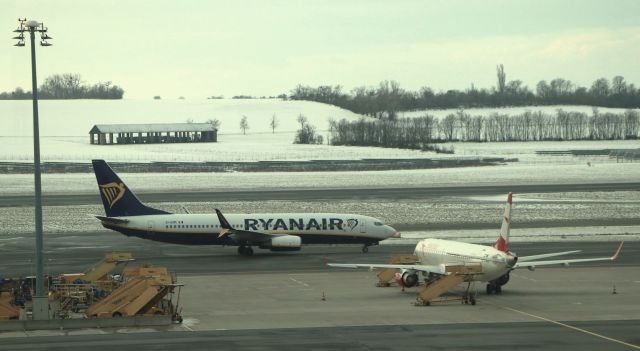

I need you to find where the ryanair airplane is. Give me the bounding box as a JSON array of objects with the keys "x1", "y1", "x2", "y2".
[{"x1": 92, "y1": 160, "x2": 400, "y2": 256}]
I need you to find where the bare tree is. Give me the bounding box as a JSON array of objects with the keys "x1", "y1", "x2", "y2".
[
  {"x1": 206, "y1": 118, "x2": 221, "y2": 130},
  {"x1": 296, "y1": 114, "x2": 308, "y2": 129},
  {"x1": 240, "y1": 115, "x2": 249, "y2": 135},
  {"x1": 496, "y1": 64, "x2": 506, "y2": 94},
  {"x1": 270, "y1": 113, "x2": 279, "y2": 134}
]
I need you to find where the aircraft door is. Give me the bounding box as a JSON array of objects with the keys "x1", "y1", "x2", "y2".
[
  {"x1": 360, "y1": 219, "x2": 366, "y2": 233},
  {"x1": 147, "y1": 220, "x2": 154, "y2": 234}
]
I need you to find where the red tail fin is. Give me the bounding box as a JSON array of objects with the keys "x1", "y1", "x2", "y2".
[{"x1": 494, "y1": 192, "x2": 512, "y2": 252}]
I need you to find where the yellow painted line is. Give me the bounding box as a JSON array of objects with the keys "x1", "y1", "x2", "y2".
[{"x1": 502, "y1": 306, "x2": 640, "y2": 350}]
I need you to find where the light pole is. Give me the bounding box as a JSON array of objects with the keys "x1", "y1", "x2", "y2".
[{"x1": 13, "y1": 18, "x2": 52, "y2": 320}]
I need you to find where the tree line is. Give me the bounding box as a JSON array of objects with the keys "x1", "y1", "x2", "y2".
[
  {"x1": 289, "y1": 69, "x2": 640, "y2": 118},
  {"x1": 328, "y1": 109, "x2": 640, "y2": 150},
  {"x1": 0, "y1": 73, "x2": 124, "y2": 99}
]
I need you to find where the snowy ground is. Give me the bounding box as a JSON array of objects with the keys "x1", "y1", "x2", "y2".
[
  {"x1": 1, "y1": 193, "x2": 638, "y2": 242},
  {"x1": 0, "y1": 99, "x2": 364, "y2": 137},
  {"x1": 1, "y1": 100, "x2": 637, "y2": 163},
  {"x1": 2, "y1": 162, "x2": 639, "y2": 195},
  {"x1": 0, "y1": 136, "x2": 637, "y2": 163}
]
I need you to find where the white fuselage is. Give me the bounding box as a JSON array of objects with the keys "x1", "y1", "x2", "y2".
[
  {"x1": 101, "y1": 212, "x2": 396, "y2": 246},
  {"x1": 413, "y1": 238, "x2": 512, "y2": 282}
]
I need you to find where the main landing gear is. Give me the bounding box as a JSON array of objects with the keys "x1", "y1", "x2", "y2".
[
  {"x1": 486, "y1": 283, "x2": 502, "y2": 295},
  {"x1": 486, "y1": 273, "x2": 509, "y2": 294},
  {"x1": 238, "y1": 245, "x2": 254, "y2": 256}
]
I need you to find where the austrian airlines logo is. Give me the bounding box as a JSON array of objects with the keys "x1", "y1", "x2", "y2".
[{"x1": 99, "y1": 182, "x2": 126, "y2": 208}]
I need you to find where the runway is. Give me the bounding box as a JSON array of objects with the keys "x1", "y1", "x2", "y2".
[
  {"x1": 1, "y1": 233, "x2": 637, "y2": 276},
  {"x1": 2, "y1": 320, "x2": 639, "y2": 350},
  {"x1": 2, "y1": 181, "x2": 639, "y2": 207}
]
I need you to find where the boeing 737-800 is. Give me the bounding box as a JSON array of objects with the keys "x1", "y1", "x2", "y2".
[
  {"x1": 330, "y1": 192, "x2": 623, "y2": 294},
  {"x1": 92, "y1": 160, "x2": 399, "y2": 255}
]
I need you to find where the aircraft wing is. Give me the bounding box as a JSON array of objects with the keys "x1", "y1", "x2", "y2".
[
  {"x1": 518, "y1": 250, "x2": 581, "y2": 262},
  {"x1": 514, "y1": 242, "x2": 623, "y2": 269},
  {"x1": 328, "y1": 263, "x2": 447, "y2": 275},
  {"x1": 215, "y1": 209, "x2": 284, "y2": 244}
]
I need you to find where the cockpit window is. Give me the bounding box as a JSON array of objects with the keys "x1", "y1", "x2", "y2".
[{"x1": 374, "y1": 221, "x2": 383, "y2": 226}]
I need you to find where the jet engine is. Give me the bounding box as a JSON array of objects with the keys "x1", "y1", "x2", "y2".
[
  {"x1": 395, "y1": 270, "x2": 419, "y2": 287},
  {"x1": 259, "y1": 235, "x2": 302, "y2": 252}
]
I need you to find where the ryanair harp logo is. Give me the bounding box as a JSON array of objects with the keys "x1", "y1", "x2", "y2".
[
  {"x1": 346, "y1": 218, "x2": 359, "y2": 231},
  {"x1": 99, "y1": 182, "x2": 126, "y2": 208}
]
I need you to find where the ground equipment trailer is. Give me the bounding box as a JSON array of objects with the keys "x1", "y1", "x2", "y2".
[{"x1": 85, "y1": 265, "x2": 180, "y2": 319}]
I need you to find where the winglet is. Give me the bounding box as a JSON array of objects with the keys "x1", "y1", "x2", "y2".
[
  {"x1": 215, "y1": 209, "x2": 233, "y2": 238},
  {"x1": 611, "y1": 242, "x2": 624, "y2": 260},
  {"x1": 507, "y1": 192, "x2": 512, "y2": 205}
]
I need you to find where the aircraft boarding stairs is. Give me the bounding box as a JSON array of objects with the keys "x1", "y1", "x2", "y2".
[
  {"x1": 0, "y1": 292, "x2": 20, "y2": 320},
  {"x1": 86, "y1": 266, "x2": 177, "y2": 318},
  {"x1": 414, "y1": 264, "x2": 482, "y2": 306},
  {"x1": 376, "y1": 254, "x2": 483, "y2": 306},
  {"x1": 60, "y1": 252, "x2": 134, "y2": 284}
]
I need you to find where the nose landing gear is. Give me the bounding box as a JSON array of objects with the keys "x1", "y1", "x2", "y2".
[{"x1": 362, "y1": 242, "x2": 377, "y2": 253}]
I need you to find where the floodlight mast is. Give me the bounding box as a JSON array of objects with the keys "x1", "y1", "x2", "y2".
[{"x1": 12, "y1": 18, "x2": 52, "y2": 320}]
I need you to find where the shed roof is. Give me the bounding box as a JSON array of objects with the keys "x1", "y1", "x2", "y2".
[{"x1": 89, "y1": 123, "x2": 217, "y2": 134}]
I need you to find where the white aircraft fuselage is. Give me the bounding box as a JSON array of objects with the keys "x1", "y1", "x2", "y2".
[
  {"x1": 101, "y1": 212, "x2": 396, "y2": 246},
  {"x1": 413, "y1": 238, "x2": 516, "y2": 282}
]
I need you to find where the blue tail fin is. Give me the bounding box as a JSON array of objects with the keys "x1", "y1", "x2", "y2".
[{"x1": 92, "y1": 160, "x2": 169, "y2": 217}]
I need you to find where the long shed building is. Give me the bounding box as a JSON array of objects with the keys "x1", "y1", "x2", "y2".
[{"x1": 89, "y1": 123, "x2": 217, "y2": 145}]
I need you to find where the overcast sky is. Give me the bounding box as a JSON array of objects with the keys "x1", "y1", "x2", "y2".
[{"x1": 3, "y1": 0, "x2": 639, "y2": 99}]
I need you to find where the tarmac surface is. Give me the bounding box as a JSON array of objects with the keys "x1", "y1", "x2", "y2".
[
  {"x1": 1, "y1": 182, "x2": 639, "y2": 350},
  {"x1": 1, "y1": 265, "x2": 639, "y2": 350},
  {"x1": 2, "y1": 181, "x2": 639, "y2": 207},
  {"x1": 0, "y1": 238, "x2": 637, "y2": 276},
  {"x1": 1, "y1": 241, "x2": 638, "y2": 350}
]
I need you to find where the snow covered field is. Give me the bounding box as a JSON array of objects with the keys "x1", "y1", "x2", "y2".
[
  {"x1": 1, "y1": 136, "x2": 637, "y2": 163},
  {"x1": 2, "y1": 162, "x2": 639, "y2": 195},
  {"x1": 1, "y1": 194, "x2": 638, "y2": 243},
  {"x1": 1, "y1": 100, "x2": 637, "y2": 163},
  {"x1": 0, "y1": 99, "x2": 363, "y2": 137}
]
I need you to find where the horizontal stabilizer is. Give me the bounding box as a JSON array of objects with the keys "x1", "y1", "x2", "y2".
[{"x1": 95, "y1": 215, "x2": 130, "y2": 225}]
